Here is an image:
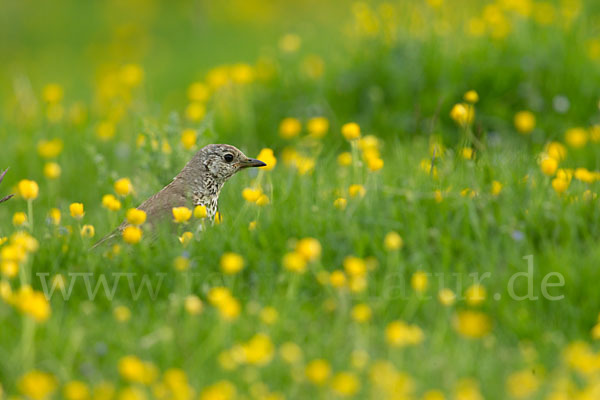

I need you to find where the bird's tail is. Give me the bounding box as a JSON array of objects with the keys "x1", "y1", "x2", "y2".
[{"x1": 89, "y1": 230, "x2": 119, "y2": 251}]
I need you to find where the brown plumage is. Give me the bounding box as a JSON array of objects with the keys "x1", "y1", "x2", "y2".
[{"x1": 91, "y1": 144, "x2": 266, "y2": 249}]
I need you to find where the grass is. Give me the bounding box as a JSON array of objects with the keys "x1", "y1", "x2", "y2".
[{"x1": 2, "y1": 0, "x2": 600, "y2": 399}]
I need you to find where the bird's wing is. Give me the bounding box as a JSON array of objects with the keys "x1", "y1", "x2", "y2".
[{"x1": 90, "y1": 178, "x2": 191, "y2": 251}]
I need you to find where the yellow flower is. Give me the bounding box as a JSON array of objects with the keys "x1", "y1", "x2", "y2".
[
  {"x1": 329, "y1": 270, "x2": 347, "y2": 288},
  {"x1": 454, "y1": 379, "x2": 483, "y2": 400},
  {"x1": 70, "y1": 203, "x2": 85, "y2": 219},
  {"x1": 506, "y1": 370, "x2": 540, "y2": 398},
  {"x1": 385, "y1": 320, "x2": 424, "y2": 347},
  {"x1": 174, "y1": 255, "x2": 191, "y2": 271},
  {"x1": 63, "y1": 381, "x2": 90, "y2": 400},
  {"x1": 279, "y1": 342, "x2": 303, "y2": 364},
  {"x1": 282, "y1": 251, "x2": 307, "y2": 273},
  {"x1": 343, "y1": 256, "x2": 366, "y2": 277},
  {"x1": 80, "y1": 224, "x2": 95, "y2": 238},
  {"x1": 351, "y1": 303, "x2": 372, "y2": 323},
  {"x1": 256, "y1": 148, "x2": 277, "y2": 171},
  {"x1": 194, "y1": 205, "x2": 207, "y2": 218},
  {"x1": 199, "y1": 381, "x2": 236, "y2": 400},
  {"x1": 117, "y1": 386, "x2": 146, "y2": 400},
  {"x1": 411, "y1": 271, "x2": 428, "y2": 293},
  {"x1": 552, "y1": 177, "x2": 569, "y2": 194},
  {"x1": 337, "y1": 152, "x2": 353, "y2": 167},
  {"x1": 331, "y1": 372, "x2": 360, "y2": 397},
  {"x1": 185, "y1": 102, "x2": 206, "y2": 121},
  {"x1": 180, "y1": 129, "x2": 197, "y2": 150},
  {"x1": 461, "y1": 147, "x2": 474, "y2": 160},
  {"x1": 118, "y1": 356, "x2": 158, "y2": 385},
  {"x1": 126, "y1": 209, "x2": 147, "y2": 226},
  {"x1": 540, "y1": 157, "x2": 558, "y2": 176},
  {"x1": 333, "y1": 197, "x2": 347, "y2": 209},
  {"x1": 242, "y1": 187, "x2": 263, "y2": 203},
  {"x1": 305, "y1": 359, "x2": 331, "y2": 385},
  {"x1": 42, "y1": 83, "x2": 63, "y2": 103},
  {"x1": 384, "y1": 231, "x2": 403, "y2": 251},
  {"x1": 18, "y1": 370, "x2": 58, "y2": 400},
  {"x1": 366, "y1": 156, "x2": 384, "y2": 171},
  {"x1": 119, "y1": 64, "x2": 144, "y2": 87},
  {"x1": 453, "y1": 310, "x2": 492, "y2": 338},
  {"x1": 113, "y1": 305, "x2": 131, "y2": 322},
  {"x1": 12, "y1": 286, "x2": 51, "y2": 322},
  {"x1": 450, "y1": 103, "x2": 474, "y2": 126},
  {"x1": 37, "y1": 138, "x2": 64, "y2": 159},
  {"x1": 114, "y1": 178, "x2": 133, "y2": 196},
  {"x1": 184, "y1": 295, "x2": 203, "y2": 315},
  {"x1": 464, "y1": 90, "x2": 479, "y2": 103},
  {"x1": 18, "y1": 180, "x2": 39, "y2": 200},
  {"x1": 122, "y1": 226, "x2": 142, "y2": 244},
  {"x1": 465, "y1": 284, "x2": 486, "y2": 306},
  {"x1": 43, "y1": 162, "x2": 61, "y2": 179},
  {"x1": 341, "y1": 122, "x2": 361, "y2": 140},
  {"x1": 279, "y1": 117, "x2": 302, "y2": 139},
  {"x1": 575, "y1": 167, "x2": 595, "y2": 183},
  {"x1": 179, "y1": 231, "x2": 193, "y2": 246},
  {"x1": 172, "y1": 207, "x2": 192, "y2": 223},
  {"x1": 546, "y1": 141, "x2": 567, "y2": 161},
  {"x1": 256, "y1": 194, "x2": 270, "y2": 206},
  {"x1": 218, "y1": 297, "x2": 240, "y2": 321},
  {"x1": 96, "y1": 121, "x2": 116, "y2": 141},
  {"x1": 248, "y1": 221, "x2": 257, "y2": 231},
  {"x1": 491, "y1": 180, "x2": 503, "y2": 196},
  {"x1": 295, "y1": 237, "x2": 322, "y2": 262},
  {"x1": 514, "y1": 111, "x2": 536, "y2": 134},
  {"x1": 242, "y1": 333, "x2": 275, "y2": 366},
  {"x1": 565, "y1": 127, "x2": 588, "y2": 148},
  {"x1": 188, "y1": 82, "x2": 210, "y2": 102},
  {"x1": 13, "y1": 212, "x2": 27, "y2": 227},
  {"x1": 349, "y1": 184, "x2": 366, "y2": 198},
  {"x1": 102, "y1": 194, "x2": 121, "y2": 211},
  {"x1": 48, "y1": 208, "x2": 61, "y2": 225},
  {"x1": 438, "y1": 288, "x2": 456, "y2": 306},
  {"x1": 307, "y1": 117, "x2": 329, "y2": 138},
  {"x1": 220, "y1": 252, "x2": 245, "y2": 275}
]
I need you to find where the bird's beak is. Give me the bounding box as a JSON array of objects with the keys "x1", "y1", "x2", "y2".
[{"x1": 240, "y1": 158, "x2": 267, "y2": 168}]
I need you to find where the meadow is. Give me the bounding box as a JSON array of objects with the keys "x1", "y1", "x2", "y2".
[{"x1": 1, "y1": 0, "x2": 600, "y2": 399}]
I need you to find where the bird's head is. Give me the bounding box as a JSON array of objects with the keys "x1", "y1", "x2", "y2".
[{"x1": 196, "y1": 144, "x2": 266, "y2": 182}]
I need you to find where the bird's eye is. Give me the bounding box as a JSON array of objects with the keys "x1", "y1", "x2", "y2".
[{"x1": 224, "y1": 154, "x2": 234, "y2": 163}]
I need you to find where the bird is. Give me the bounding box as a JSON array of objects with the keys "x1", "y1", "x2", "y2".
[{"x1": 91, "y1": 144, "x2": 266, "y2": 249}]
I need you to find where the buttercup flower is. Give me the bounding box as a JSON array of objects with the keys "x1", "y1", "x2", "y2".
[
  {"x1": 279, "y1": 117, "x2": 302, "y2": 139},
  {"x1": 514, "y1": 111, "x2": 536, "y2": 134},
  {"x1": 122, "y1": 226, "x2": 142, "y2": 244},
  {"x1": 282, "y1": 252, "x2": 307, "y2": 273},
  {"x1": 172, "y1": 207, "x2": 192, "y2": 223},
  {"x1": 220, "y1": 252, "x2": 245, "y2": 275},
  {"x1": 114, "y1": 178, "x2": 133, "y2": 196},
  {"x1": 341, "y1": 122, "x2": 361, "y2": 140},
  {"x1": 307, "y1": 117, "x2": 329, "y2": 138},
  {"x1": 18, "y1": 180, "x2": 39, "y2": 200},
  {"x1": 384, "y1": 231, "x2": 403, "y2": 251},
  {"x1": 126, "y1": 208, "x2": 147, "y2": 226},
  {"x1": 70, "y1": 203, "x2": 85, "y2": 219},
  {"x1": 305, "y1": 359, "x2": 331, "y2": 385}
]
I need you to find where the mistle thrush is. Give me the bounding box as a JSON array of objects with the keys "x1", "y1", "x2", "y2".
[{"x1": 92, "y1": 144, "x2": 266, "y2": 249}]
